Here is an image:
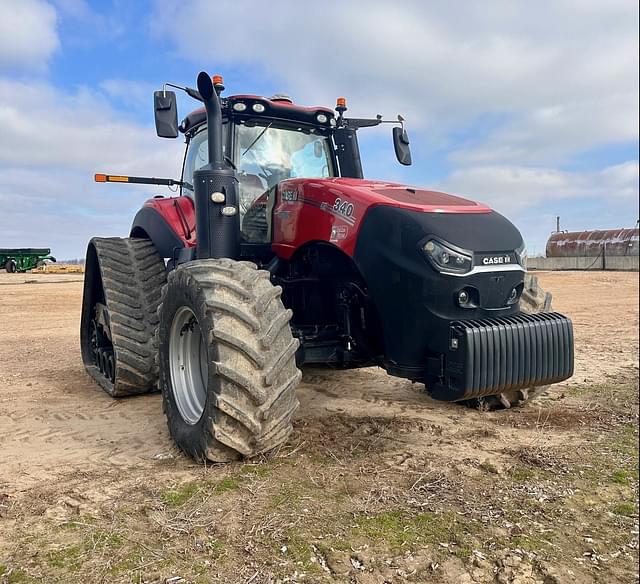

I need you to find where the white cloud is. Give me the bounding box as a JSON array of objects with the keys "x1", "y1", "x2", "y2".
[
  {"x1": 100, "y1": 79, "x2": 157, "y2": 111},
  {"x1": 151, "y1": 0, "x2": 638, "y2": 146},
  {"x1": 0, "y1": 78, "x2": 184, "y2": 258},
  {"x1": 452, "y1": 92, "x2": 638, "y2": 166},
  {"x1": 0, "y1": 0, "x2": 59, "y2": 71},
  {"x1": 440, "y1": 161, "x2": 639, "y2": 215},
  {"x1": 0, "y1": 79, "x2": 182, "y2": 172}
]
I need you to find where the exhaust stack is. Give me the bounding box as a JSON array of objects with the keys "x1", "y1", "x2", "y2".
[{"x1": 193, "y1": 71, "x2": 240, "y2": 260}]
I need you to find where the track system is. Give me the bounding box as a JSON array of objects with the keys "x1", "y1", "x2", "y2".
[{"x1": 80, "y1": 237, "x2": 167, "y2": 397}]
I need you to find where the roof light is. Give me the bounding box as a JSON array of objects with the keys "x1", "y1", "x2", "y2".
[
  {"x1": 336, "y1": 97, "x2": 346, "y2": 108},
  {"x1": 233, "y1": 102, "x2": 247, "y2": 112},
  {"x1": 316, "y1": 113, "x2": 328, "y2": 124},
  {"x1": 212, "y1": 75, "x2": 224, "y2": 85},
  {"x1": 252, "y1": 103, "x2": 265, "y2": 113}
]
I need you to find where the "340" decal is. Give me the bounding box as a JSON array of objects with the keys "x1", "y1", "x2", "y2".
[{"x1": 333, "y1": 198, "x2": 354, "y2": 218}]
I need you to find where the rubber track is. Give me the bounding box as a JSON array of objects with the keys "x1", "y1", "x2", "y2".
[
  {"x1": 90, "y1": 237, "x2": 167, "y2": 396},
  {"x1": 160, "y1": 259, "x2": 301, "y2": 461}
]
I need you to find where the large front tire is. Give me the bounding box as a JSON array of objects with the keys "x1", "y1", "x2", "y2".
[{"x1": 158, "y1": 259, "x2": 301, "y2": 462}]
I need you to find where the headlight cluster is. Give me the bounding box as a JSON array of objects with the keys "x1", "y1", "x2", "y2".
[{"x1": 423, "y1": 239, "x2": 473, "y2": 274}]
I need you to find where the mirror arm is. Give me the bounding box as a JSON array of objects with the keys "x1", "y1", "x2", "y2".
[
  {"x1": 345, "y1": 114, "x2": 406, "y2": 129},
  {"x1": 163, "y1": 82, "x2": 203, "y2": 102}
]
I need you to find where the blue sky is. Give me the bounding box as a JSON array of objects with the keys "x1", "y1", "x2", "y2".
[{"x1": 0, "y1": 0, "x2": 638, "y2": 258}]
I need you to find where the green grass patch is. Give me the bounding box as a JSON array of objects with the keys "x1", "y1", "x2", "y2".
[
  {"x1": 280, "y1": 534, "x2": 322, "y2": 573},
  {"x1": 509, "y1": 533, "x2": 555, "y2": 554},
  {"x1": 86, "y1": 529, "x2": 126, "y2": 551},
  {"x1": 612, "y1": 502, "x2": 636, "y2": 517},
  {"x1": 213, "y1": 477, "x2": 241, "y2": 494},
  {"x1": 609, "y1": 469, "x2": 636, "y2": 486},
  {"x1": 347, "y1": 510, "x2": 471, "y2": 556},
  {"x1": 47, "y1": 544, "x2": 83, "y2": 569},
  {"x1": 162, "y1": 474, "x2": 248, "y2": 506},
  {"x1": 205, "y1": 538, "x2": 225, "y2": 554},
  {"x1": 479, "y1": 461, "x2": 499, "y2": 474},
  {"x1": 612, "y1": 425, "x2": 639, "y2": 457},
  {"x1": 241, "y1": 464, "x2": 272, "y2": 478},
  {"x1": 269, "y1": 478, "x2": 318, "y2": 511},
  {"x1": 162, "y1": 482, "x2": 200, "y2": 506},
  {"x1": 509, "y1": 467, "x2": 536, "y2": 482},
  {"x1": 3, "y1": 568, "x2": 38, "y2": 584},
  {"x1": 106, "y1": 545, "x2": 146, "y2": 576}
]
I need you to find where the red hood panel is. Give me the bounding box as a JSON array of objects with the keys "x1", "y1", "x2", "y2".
[{"x1": 287, "y1": 178, "x2": 490, "y2": 214}]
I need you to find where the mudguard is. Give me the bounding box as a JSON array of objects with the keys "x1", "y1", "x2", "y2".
[{"x1": 130, "y1": 197, "x2": 196, "y2": 258}]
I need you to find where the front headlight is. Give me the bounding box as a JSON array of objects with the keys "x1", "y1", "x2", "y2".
[
  {"x1": 516, "y1": 241, "x2": 528, "y2": 269},
  {"x1": 423, "y1": 239, "x2": 473, "y2": 274}
]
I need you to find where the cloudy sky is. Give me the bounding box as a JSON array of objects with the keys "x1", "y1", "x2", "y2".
[{"x1": 0, "y1": 0, "x2": 637, "y2": 258}]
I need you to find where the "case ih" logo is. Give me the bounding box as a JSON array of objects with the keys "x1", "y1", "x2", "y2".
[{"x1": 482, "y1": 255, "x2": 512, "y2": 265}]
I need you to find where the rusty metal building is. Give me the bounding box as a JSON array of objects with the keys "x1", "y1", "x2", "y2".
[{"x1": 546, "y1": 228, "x2": 639, "y2": 258}]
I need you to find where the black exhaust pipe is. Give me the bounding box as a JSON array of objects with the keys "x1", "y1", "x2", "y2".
[{"x1": 193, "y1": 71, "x2": 240, "y2": 260}]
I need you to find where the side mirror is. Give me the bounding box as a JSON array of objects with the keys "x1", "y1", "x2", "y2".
[
  {"x1": 154, "y1": 90, "x2": 179, "y2": 138},
  {"x1": 392, "y1": 126, "x2": 412, "y2": 166}
]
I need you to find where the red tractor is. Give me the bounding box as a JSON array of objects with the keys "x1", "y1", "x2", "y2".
[{"x1": 81, "y1": 72, "x2": 574, "y2": 462}]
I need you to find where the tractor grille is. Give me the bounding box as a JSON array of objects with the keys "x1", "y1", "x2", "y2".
[{"x1": 440, "y1": 312, "x2": 574, "y2": 400}]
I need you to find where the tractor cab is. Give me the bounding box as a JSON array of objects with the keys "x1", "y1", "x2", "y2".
[{"x1": 179, "y1": 95, "x2": 338, "y2": 230}]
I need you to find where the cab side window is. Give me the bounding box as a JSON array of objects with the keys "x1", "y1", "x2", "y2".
[
  {"x1": 182, "y1": 125, "x2": 227, "y2": 195},
  {"x1": 182, "y1": 130, "x2": 208, "y2": 194}
]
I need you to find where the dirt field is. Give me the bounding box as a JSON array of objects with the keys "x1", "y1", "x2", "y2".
[{"x1": 0, "y1": 271, "x2": 638, "y2": 584}]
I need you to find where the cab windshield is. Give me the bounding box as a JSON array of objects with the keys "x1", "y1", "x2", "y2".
[{"x1": 234, "y1": 122, "x2": 335, "y2": 216}]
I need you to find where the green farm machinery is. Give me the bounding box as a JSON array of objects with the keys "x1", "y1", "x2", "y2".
[{"x1": 0, "y1": 249, "x2": 56, "y2": 273}]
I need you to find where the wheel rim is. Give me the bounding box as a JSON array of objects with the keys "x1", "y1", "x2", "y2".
[{"x1": 169, "y1": 306, "x2": 208, "y2": 425}]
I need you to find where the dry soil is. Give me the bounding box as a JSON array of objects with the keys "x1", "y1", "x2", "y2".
[{"x1": 0, "y1": 271, "x2": 638, "y2": 584}]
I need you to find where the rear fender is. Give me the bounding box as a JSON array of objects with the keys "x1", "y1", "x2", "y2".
[
  {"x1": 131, "y1": 206, "x2": 186, "y2": 259},
  {"x1": 131, "y1": 196, "x2": 196, "y2": 259}
]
